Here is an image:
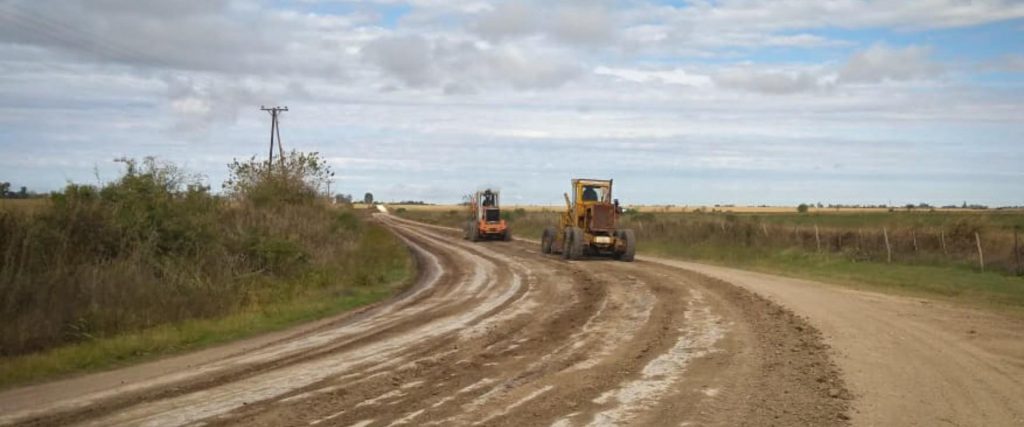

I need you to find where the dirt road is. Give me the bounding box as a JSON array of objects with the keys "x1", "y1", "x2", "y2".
[
  {"x1": 0, "y1": 215, "x2": 1019, "y2": 426},
  {"x1": 649, "y1": 258, "x2": 1024, "y2": 426}
]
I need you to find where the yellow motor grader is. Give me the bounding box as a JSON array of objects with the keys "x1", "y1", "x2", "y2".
[{"x1": 540, "y1": 178, "x2": 635, "y2": 261}]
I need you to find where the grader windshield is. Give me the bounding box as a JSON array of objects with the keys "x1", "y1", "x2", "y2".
[{"x1": 573, "y1": 179, "x2": 611, "y2": 205}]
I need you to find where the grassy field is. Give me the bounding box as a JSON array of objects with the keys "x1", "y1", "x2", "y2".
[
  {"x1": 0, "y1": 198, "x2": 47, "y2": 214},
  {"x1": 0, "y1": 221, "x2": 410, "y2": 389},
  {"x1": 395, "y1": 207, "x2": 1024, "y2": 311},
  {"x1": 0, "y1": 156, "x2": 413, "y2": 389}
]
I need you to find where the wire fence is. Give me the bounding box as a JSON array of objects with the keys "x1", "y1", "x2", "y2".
[{"x1": 623, "y1": 215, "x2": 1024, "y2": 276}]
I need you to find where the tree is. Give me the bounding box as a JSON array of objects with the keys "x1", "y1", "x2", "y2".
[
  {"x1": 223, "y1": 150, "x2": 333, "y2": 206},
  {"x1": 797, "y1": 203, "x2": 809, "y2": 213},
  {"x1": 363, "y1": 192, "x2": 374, "y2": 205},
  {"x1": 0, "y1": 182, "x2": 9, "y2": 198}
]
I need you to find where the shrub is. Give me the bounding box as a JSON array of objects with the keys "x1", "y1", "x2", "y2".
[
  {"x1": 0, "y1": 153, "x2": 385, "y2": 357},
  {"x1": 223, "y1": 151, "x2": 334, "y2": 206}
]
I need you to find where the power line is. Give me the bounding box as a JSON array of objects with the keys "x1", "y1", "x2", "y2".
[{"x1": 260, "y1": 106, "x2": 288, "y2": 171}]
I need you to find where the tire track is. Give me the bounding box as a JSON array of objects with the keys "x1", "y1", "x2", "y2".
[{"x1": 1, "y1": 215, "x2": 848, "y2": 426}]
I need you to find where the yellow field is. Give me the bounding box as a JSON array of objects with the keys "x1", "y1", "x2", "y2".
[{"x1": 0, "y1": 199, "x2": 48, "y2": 214}]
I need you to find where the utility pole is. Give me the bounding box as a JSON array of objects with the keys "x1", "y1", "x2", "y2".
[{"x1": 260, "y1": 106, "x2": 288, "y2": 171}]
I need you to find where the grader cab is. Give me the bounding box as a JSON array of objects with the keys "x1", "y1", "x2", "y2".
[
  {"x1": 540, "y1": 179, "x2": 636, "y2": 261},
  {"x1": 464, "y1": 189, "x2": 511, "y2": 242}
]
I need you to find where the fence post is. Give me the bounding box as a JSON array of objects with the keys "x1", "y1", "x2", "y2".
[
  {"x1": 762, "y1": 223, "x2": 769, "y2": 238},
  {"x1": 912, "y1": 230, "x2": 918, "y2": 253},
  {"x1": 1014, "y1": 227, "x2": 1021, "y2": 276},
  {"x1": 814, "y1": 224, "x2": 821, "y2": 253},
  {"x1": 940, "y1": 230, "x2": 947, "y2": 256},
  {"x1": 975, "y1": 232, "x2": 985, "y2": 273},
  {"x1": 883, "y1": 227, "x2": 892, "y2": 264}
]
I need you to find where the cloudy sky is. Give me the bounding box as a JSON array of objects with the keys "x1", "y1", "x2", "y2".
[{"x1": 1, "y1": 0, "x2": 1022, "y2": 206}]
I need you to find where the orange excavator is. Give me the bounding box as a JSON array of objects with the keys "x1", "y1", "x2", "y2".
[{"x1": 464, "y1": 189, "x2": 511, "y2": 242}]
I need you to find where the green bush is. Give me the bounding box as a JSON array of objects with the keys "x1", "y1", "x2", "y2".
[
  {"x1": 223, "y1": 150, "x2": 333, "y2": 206},
  {"x1": 245, "y1": 236, "x2": 310, "y2": 275},
  {"x1": 333, "y1": 210, "x2": 362, "y2": 233},
  {"x1": 0, "y1": 153, "x2": 397, "y2": 358}
]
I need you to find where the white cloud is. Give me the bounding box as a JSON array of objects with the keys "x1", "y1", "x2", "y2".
[
  {"x1": 547, "y1": 2, "x2": 615, "y2": 46},
  {"x1": 0, "y1": 0, "x2": 363, "y2": 77},
  {"x1": 713, "y1": 68, "x2": 824, "y2": 95},
  {"x1": 471, "y1": 1, "x2": 614, "y2": 46},
  {"x1": 839, "y1": 44, "x2": 943, "y2": 83},
  {"x1": 593, "y1": 66, "x2": 713, "y2": 88},
  {"x1": 655, "y1": 0, "x2": 1024, "y2": 32},
  {"x1": 470, "y1": 1, "x2": 535, "y2": 40},
  {"x1": 983, "y1": 54, "x2": 1024, "y2": 72},
  {"x1": 761, "y1": 33, "x2": 848, "y2": 48},
  {"x1": 361, "y1": 35, "x2": 438, "y2": 87},
  {"x1": 620, "y1": 0, "x2": 1024, "y2": 54},
  {"x1": 361, "y1": 36, "x2": 581, "y2": 91},
  {"x1": 164, "y1": 76, "x2": 258, "y2": 133},
  {"x1": 591, "y1": 44, "x2": 941, "y2": 96}
]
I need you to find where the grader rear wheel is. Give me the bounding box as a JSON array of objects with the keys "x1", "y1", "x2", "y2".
[
  {"x1": 617, "y1": 229, "x2": 636, "y2": 262},
  {"x1": 561, "y1": 227, "x2": 574, "y2": 259},
  {"x1": 541, "y1": 226, "x2": 556, "y2": 254}
]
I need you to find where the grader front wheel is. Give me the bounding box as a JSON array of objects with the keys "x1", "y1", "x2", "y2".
[
  {"x1": 563, "y1": 227, "x2": 584, "y2": 260},
  {"x1": 561, "y1": 227, "x2": 572, "y2": 259},
  {"x1": 617, "y1": 229, "x2": 636, "y2": 262}
]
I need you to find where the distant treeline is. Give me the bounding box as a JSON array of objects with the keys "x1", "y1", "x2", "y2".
[{"x1": 0, "y1": 183, "x2": 45, "y2": 199}]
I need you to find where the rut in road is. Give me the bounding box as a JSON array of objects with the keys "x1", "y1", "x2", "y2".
[{"x1": 4, "y1": 215, "x2": 848, "y2": 426}]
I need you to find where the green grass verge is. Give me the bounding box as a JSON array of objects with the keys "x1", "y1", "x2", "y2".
[
  {"x1": 0, "y1": 222, "x2": 413, "y2": 390},
  {"x1": 643, "y1": 241, "x2": 1024, "y2": 312}
]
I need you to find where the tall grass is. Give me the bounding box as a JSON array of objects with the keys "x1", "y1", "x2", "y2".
[
  {"x1": 0, "y1": 155, "x2": 409, "y2": 359},
  {"x1": 620, "y1": 212, "x2": 1023, "y2": 274}
]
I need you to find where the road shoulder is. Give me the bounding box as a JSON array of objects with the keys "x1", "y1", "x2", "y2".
[{"x1": 644, "y1": 255, "x2": 1024, "y2": 426}]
